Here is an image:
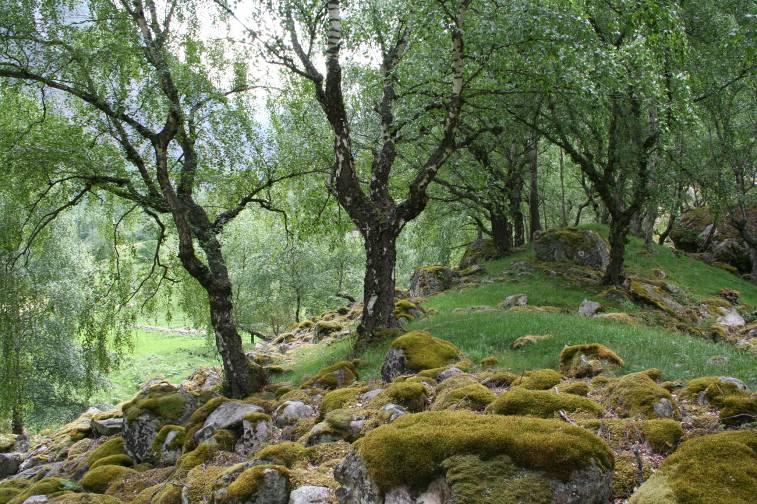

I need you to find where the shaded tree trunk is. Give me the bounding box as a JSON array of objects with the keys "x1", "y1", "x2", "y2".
[
  {"x1": 528, "y1": 139, "x2": 541, "y2": 239},
  {"x1": 658, "y1": 214, "x2": 676, "y2": 245},
  {"x1": 357, "y1": 228, "x2": 399, "y2": 351},
  {"x1": 604, "y1": 219, "x2": 630, "y2": 285},
  {"x1": 750, "y1": 247, "x2": 757, "y2": 284},
  {"x1": 11, "y1": 403, "x2": 23, "y2": 435},
  {"x1": 490, "y1": 210, "x2": 512, "y2": 255}
]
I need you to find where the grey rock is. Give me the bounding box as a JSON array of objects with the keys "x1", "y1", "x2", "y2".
[
  {"x1": 335, "y1": 452, "x2": 382, "y2": 504},
  {"x1": 719, "y1": 376, "x2": 748, "y2": 391},
  {"x1": 235, "y1": 416, "x2": 273, "y2": 455},
  {"x1": 359, "y1": 389, "x2": 384, "y2": 403},
  {"x1": 381, "y1": 348, "x2": 408, "y2": 383},
  {"x1": 382, "y1": 404, "x2": 407, "y2": 423},
  {"x1": 498, "y1": 293, "x2": 528, "y2": 309},
  {"x1": 196, "y1": 401, "x2": 265, "y2": 442},
  {"x1": 717, "y1": 309, "x2": 745, "y2": 328},
  {"x1": 653, "y1": 398, "x2": 675, "y2": 418},
  {"x1": 274, "y1": 401, "x2": 315, "y2": 428},
  {"x1": 212, "y1": 462, "x2": 290, "y2": 504},
  {"x1": 533, "y1": 228, "x2": 610, "y2": 269},
  {"x1": 435, "y1": 367, "x2": 463, "y2": 382},
  {"x1": 91, "y1": 417, "x2": 123, "y2": 437},
  {"x1": 0, "y1": 452, "x2": 21, "y2": 478},
  {"x1": 157, "y1": 428, "x2": 183, "y2": 466},
  {"x1": 408, "y1": 267, "x2": 458, "y2": 297},
  {"x1": 578, "y1": 299, "x2": 602, "y2": 317},
  {"x1": 289, "y1": 486, "x2": 330, "y2": 504},
  {"x1": 22, "y1": 496, "x2": 49, "y2": 504}
]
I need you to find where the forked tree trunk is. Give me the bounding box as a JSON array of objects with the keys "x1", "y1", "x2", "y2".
[
  {"x1": 357, "y1": 228, "x2": 399, "y2": 351},
  {"x1": 604, "y1": 219, "x2": 629, "y2": 286}
]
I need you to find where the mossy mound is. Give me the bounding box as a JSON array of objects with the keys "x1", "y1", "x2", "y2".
[
  {"x1": 184, "y1": 465, "x2": 226, "y2": 504},
  {"x1": 89, "y1": 454, "x2": 133, "y2": 470},
  {"x1": 122, "y1": 385, "x2": 189, "y2": 423},
  {"x1": 88, "y1": 438, "x2": 127, "y2": 467},
  {"x1": 581, "y1": 419, "x2": 683, "y2": 454},
  {"x1": 480, "y1": 370, "x2": 518, "y2": 388},
  {"x1": 151, "y1": 484, "x2": 182, "y2": 504},
  {"x1": 394, "y1": 299, "x2": 424, "y2": 322},
  {"x1": 151, "y1": 425, "x2": 185, "y2": 458},
  {"x1": 0, "y1": 434, "x2": 16, "y2": 452},
  {"x1": 355, "y1": 411, "x2": 613, "y2": 492},
  {"x1": 177, "y1": 442, "x2": 218, "y2": 471},
  {"x1": 386, "y1": 331, "x2": 461, "y2": 374},
  {"x1": 432, "y1": 383, "x2": 496, "y2": 411},
  {"x1": 487, "y1": 388, "x2": 603, "y2": 418},
  {"x1": 533, "y1": 228, "x2": 610, "y2": 269},
  {"x1": 559, "y1": 382, "x2": 591, "y2": 396},
  {"x1": 511, "y1": 369, "x2": 562, "y2": 390},
  {"x1": 607, "y1": 371, "x2": 678, "y2": 419},
  {"x1": 48, "y1": 493, "x2": 123, "y2": 504},
  {"x1": 375, "y1": 382, "x2": 429, "y2": 412},
  {"x1": 301, "y1": 361, "x2": 358, "y2": 390},
  {"x1": 559, "y1": 344, "x2": 623, "y2": 378},
  {"x1": 629, "y1": 430, "x2": 757, "y2": 504},
  {"x1": 80, "y1": 465, "x2": 137, "y2": 494},
  {"x1": 320, "y1": 387, "x2": 362, "y2": 415},
  {"x1": 6, "y1": 478, "x2": 71, "y2": 504},
  {"x1": 254, "y1": 441, "x2": 309, "y2": 468}
]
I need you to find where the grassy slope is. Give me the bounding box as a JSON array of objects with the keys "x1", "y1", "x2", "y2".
[{"x1": 284, "y1": 227, "x2": 757, "y2": 387}]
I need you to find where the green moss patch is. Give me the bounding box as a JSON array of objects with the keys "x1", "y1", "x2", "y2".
[
  {"x1": 7, "y1": 478, "x2": 71, "y2": 504},
  {"x1": 390, "y1": 331, "x2": 461, "y2": 372},
  {"x1": 511, "y1": 369, "x2": 562, "y2": 390},
  {"x1": 224, "y1": 464, "x2": 289, "y2": 502},
  {"x1": 432, "y1": 383, "x2": 496, "y2": 411},
  {"x1": 80, "y1": 465, "x2": 137, "y2": 494},
  {"x1": 123, "y1": 388, "x2": 188, "y2": 422},
  {"x1": 355, "y1": 411, "x2": 613, "y2": 491},
  {"x1": 630, "y1": 430, "x2": 757, "y2": 504},
  {"x1": 48, "y1": 493, "x2": 124, "y2": 504},
  {"x1": 301, "y1": 361, "x2": 358, "y2": 390},
  {"x1": 89, "y1": 454, "x2": 134, "y2": 470},
  {"x1": 178, "y1": 442, "x2": 218, "y2": 471},
  {"x1": 88, "y1": 438, "x2": 127, "y2": 467},
  {"x1": 321, "y1": 387, "x2": 362, "y2": 414},
  {"x1": 607, "y1": 371, "x2": 678, "y2": 419},
  {"x1": 487, "y1": 388, "x2": 602, "y2": 418},
  {"x1": 559, "y1": 382, "x2": 591, "y2": 396},
  {"x1": 254, "y1": 441, "x2": 309, "y2": 468},
  {"x1": 184, "y1": 465, "x2": 226, "y2": 504},
  {"x1": 375, "y1": 382, "x2": 429, "y2": 412}
]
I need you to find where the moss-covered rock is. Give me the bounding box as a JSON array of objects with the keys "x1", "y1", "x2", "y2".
[
  {"x1": 559, "y1": 344, "x2": 623, "y2": 378},
  {"x1": 320, "y1": 387, "x2": 362, "y2": 415},
  {"x1": 607, "y1": 371, "x2": 679, "y2": 419},
  {"x1": 629, "y1": 430, "x2": 757, "y2": 504},
  {"x1": 380, "y1": 331, "x2": 461, "y2": 382},
  {"x1": 408, "y1": 266, "x2": 458, "y2": 297},
  {"x1": 213, "y1": 464, "x2": 290, "y2": 504},
  {"x1": 511, "y1": 369, "x2": 562, "y2": 390},
  {"x1": 340, "y1": 411, "x2": 613, "y2": 500},
  {"x1": 178, "y1": 441, "x2": 218, "y2": 471},
  {"x1": 48, "y1": 493, "x2": 124, "y2": 504},
  {"x1": 459, "y1": 238, "x2": 503, "y2": 269},
  {"x1": 302, "y1": 361, "x2": 358, "y2": 390},
  {"x1": 254, "y1": 442, "x2": 309, "y2": 468},
  {"x1": 511, "y1": 334, "x2": 552, "y2": 350},
  {"x1": 627, "y1": 279, "x2": 686, "y2": 317},
  {"x1": 487, "y1": 388, "x2": 603, "y2": 418},
  {"x1": 6, "y1": 478, "x2": 73, "y2": 504},
  {"x1": 150, "y1": 425, "x2": 185, "y2": 466},
  {"x1": 89, "y1": 454, "x2": 133, "y2": 470},
  {"x1": 559, "y1": 381, "x2": 591, "y2": 396},
  {"x1": 80, "y1": 465, "x2": 137, "y2": 494},
  {"x1": 432, "y1": 383, "x2": 496, "y2": 411},
  {"x1": 313, "y1": 320, "x2": 343, "y2": 341},
  {"x1": 393, "y1": 299, "x2": 424, "y2": 322},
  {"x1": 580, "y1": 419, "x2": 683, "y2": 454},
  {"x1": 184, "y1": 465, "x2": 226, "y2": 504},
  {"x1": 533, "y1": 228, "x2": 610, "y2": 269},
  {"x1": 88, "y1": 438, "x2": 128, "y2": 467},
  {"x1": 372, "y1": 382, "x2": 430, "y2": 412},
  {"x1": 480, "y1": 370, "x2": 518, "y2": 389}
]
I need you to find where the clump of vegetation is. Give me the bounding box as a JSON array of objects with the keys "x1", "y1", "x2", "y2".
[
  {"x1": 487, "y1": 388, "x2": 602, "y2": 418},
  {"x1": 254, "y1": 442, "x2": 309, "y2": 468},
  {"x1": 629, "y1": 430, "x2": 757, "y2": 504},
  {"x1": 178, "y1": 442, "x2": 218, "y2": 471},
  {"x1": 432, "y1": 383, "x2": 496, "y2": 411},
  {"x1": 511, "y1": 369, "x2": 562, "y2": 390},
  {"x1": 355, "y1": 411, "x2": 613, "y2": 491},
  {"x1": 80, "y1": 465, "x2": 137, "y2": 493},
  {"x1": 559, "y1": 343, "x2": 623, "y2": 377},
  {"x1": 511, "y1": 334, "x2": 552, "y2": 350},
  {"x1": 320, "y1": 387, "x2": 362, "y2": 414},
  {"x1": 389, "y1": 331, "x2": 462, "y2": 372},
  {"x1": 301, "y1": 361, "x2": 358, "y2": 389},
  {"x1": 607, "y1": 371, "x2": 678, "y2": 419},
  {"x1": 184, "y1": 466, "x2": 226, "y2": 504}
]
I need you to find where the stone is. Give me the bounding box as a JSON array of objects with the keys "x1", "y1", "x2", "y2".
[
  {"x1": 91, "y1": 417, "x2": 123, "y2": 438},
  {"x1": 359, "y1": 389, "x2": 384, "y2": 403},
  {"x1": 382, "y1": 404, "x2": 407, "y2": 423},
  {"x1": 653, "y1": 398, "x2": 676, "y2": 418},
  {"x1": 435, "y1": 367, "x2": 464, "y2": 382},
  {"x1": 0, "y1": 452, "x2": 21, "y2": 478},
  {"x1": 181, "y1": 367, "x2": 223, "y2": 393},
  {"x1": 274, "y1": 401, "x2": 315, "y2": 428},
  {"x1": 235, "y1": 416, "x2": 273, "y2": 455},
  {"x1": 195, "y1": 401, "x2": 265, "y2": 442},
  {"x1": 717, "y1": 309, "x2": 745, "y2": 328},
  {"x1": 334, "y1": 452, "x2": 382, "y2": 504},
  {"x1": 408, "y1": 267, "x2": 458, "y2": 297},
  {"x1": 458, "y1": 239, "x2": 503, "y2": 269},
  {"x1": 497, "y1": 293, "x2": 528, "y2": 309},
  {"x1": 628, "y1": 279, "x2": 685, "y2": 316},
  {"x1": 533, "y1": 228, "x2": 610, "y2": 269},
  {"x1": 289, "y1": 486, "x2": 330, "y2": 504},
  {"x1": 22, "y1": 497, "x2": 49, "y2": 504},
  {"x1": 212, "y1": 463, "x2": 290, "y2": 504},
  {"x1": 719, "y1": 376, "x2": 748, "y2": 391},
  {"x1": 578, "y1": 299, "x2": 602, "y2": 317}
]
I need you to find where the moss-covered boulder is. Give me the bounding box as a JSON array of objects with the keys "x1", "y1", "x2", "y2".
[
  {"x1": 487, "y1": 388, "x2": 603, "y2": 418},
  {"x1": 607, "y1": 371, "x2": 679, "y2": 419},
  {"x1": 48, "y1": 493, "x2": 124, "y2": 504},
  {"x1": 5, "y1": 478, "x2": 74, "y2": 504},
  {"x1": 80, "y1": 465, "x2": 137, "y2": 494},
  {"x1": 533, "y1": 228, "x2": 610, "y2": 269},
  {"x1": 211, "y1": 463, "x2": 290, "y2": 504},
  {"x1": 511, "y1": 369, "x2": 562, "y2": 390},
  {"x1": 150, "y1": 425, "x2": 185, "y2": 466},
  {"x1": 372, "y1": 382, "x2": 430, "y2": 413},
  {"x1": 380, "y1": 331, "x2": 462, "y2": 383},
  {"x1": 560, "y1": 344, "x2": 623, "y2": 378},
  {"x1": 432, "y1": 383, "x2": 496, "y2": 411},
  {"x1": 580, "y1": 419, "x2": 683, "y2": 455},
  {"x1": 408, "y1": 266, "x2": 458, "y2": 297},
  {"x1": 302, "y1": 361, "x2": 358, "y2": 390},
  {"x1": 458, "y1": 239, "x2": 503, "y2": 269},
  {"x1": 121, "y1": 382, "x2": 196, "y2": 463},
  {"x1": 629, "y1": 430, "x2": 757, "y2": 504},
  {"x1": 335, "y1": 411, "x2": 613, "y2": 503},
  {"x1": 628, "y1": 279, "x2": 685, "y2": 316}
]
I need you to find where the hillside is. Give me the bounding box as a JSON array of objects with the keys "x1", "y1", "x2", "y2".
[{"x1": 1, "y1": 226, "x2": 754, "y2": 504}]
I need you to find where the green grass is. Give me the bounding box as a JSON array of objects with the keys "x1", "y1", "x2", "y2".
[
  {"x1": 90, "y1": 329, "x2": 221, "y2": 408},
  {"x1": 280, "y1": 226, "x2": 757, "y2": 388}
]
